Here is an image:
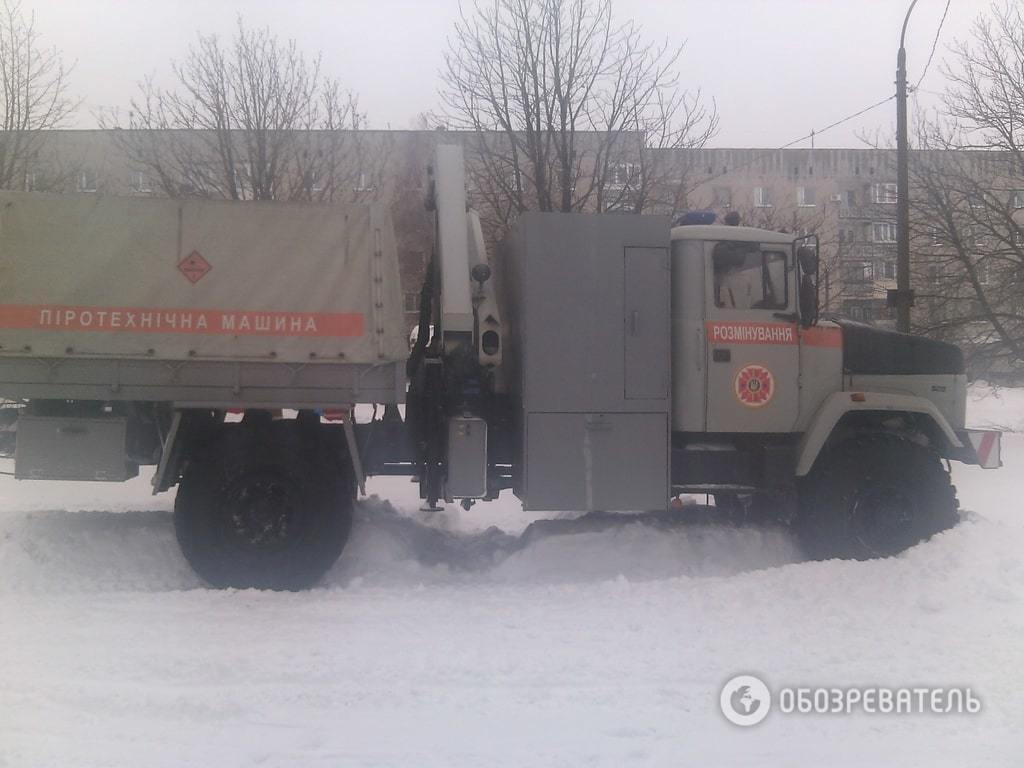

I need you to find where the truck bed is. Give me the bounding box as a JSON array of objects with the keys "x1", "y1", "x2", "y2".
[{"x1": 0, "y1": 192, "x2": 409, "y2": 406}]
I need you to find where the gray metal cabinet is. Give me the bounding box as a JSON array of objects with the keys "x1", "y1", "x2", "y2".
[
  {"x1": 525, "y1": 412, "x2": 668, "y2": 511},
  {"x1": 500, "y1": 213, "x2": 672, "y2": 512}
]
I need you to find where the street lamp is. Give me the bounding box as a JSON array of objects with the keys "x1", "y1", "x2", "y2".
[{"x1": 892, "y1": 0, "x2": 919, "y2": 333}]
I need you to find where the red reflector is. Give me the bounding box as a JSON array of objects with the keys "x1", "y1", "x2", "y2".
[{"x1": 850, "y1": 392, "x2": 866, "y2": 402}]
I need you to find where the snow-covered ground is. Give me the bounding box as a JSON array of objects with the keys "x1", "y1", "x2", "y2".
[{"x1": 1, "y1": 387, "x2": 1022, "y2": 766}]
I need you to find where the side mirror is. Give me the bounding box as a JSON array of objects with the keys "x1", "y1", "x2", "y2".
[
  {"x1": 797, "y1": 245, "x2": 819, "y2": 274},
  {"x1": 795, "y1": 243, "x2": 819, "y2": 327},
  {"x1": 799, "y1": 274, "x2": 818, "y2": 328}
]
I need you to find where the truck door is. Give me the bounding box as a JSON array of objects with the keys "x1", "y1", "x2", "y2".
[{"x1": 704, "y1": 240, "x2": 799, "y2": 432}]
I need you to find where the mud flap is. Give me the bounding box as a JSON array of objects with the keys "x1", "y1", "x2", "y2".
[{"x1": 963, "y1": 429, "x2": 1002, "y2": 469}]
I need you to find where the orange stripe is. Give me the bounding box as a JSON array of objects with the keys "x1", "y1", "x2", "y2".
[
  {"x1": 800, "y1": 326, "x2": 843, "y2": 348},
  {"x1": 0, "y1": 304, "x2": 364, "y2": 338}
]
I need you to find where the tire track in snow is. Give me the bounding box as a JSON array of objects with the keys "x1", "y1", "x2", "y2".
[{"x1": 0, "y1": 500, "x2": 804, "y2": 593}]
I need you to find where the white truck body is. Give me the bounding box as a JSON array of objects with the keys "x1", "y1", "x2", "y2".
[{"x1": 0, "y1": 145, "x2": 1003, "y2": 589}]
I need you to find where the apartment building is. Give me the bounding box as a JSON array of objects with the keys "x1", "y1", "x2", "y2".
[{"x1": 677, "y1": 147, "x2": 902, "y2": 327}]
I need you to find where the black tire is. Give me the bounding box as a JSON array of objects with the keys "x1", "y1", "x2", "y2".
[
  {"x1": 713, "y1": 493, "x2": 745, "y2": 523},
  {"x1": 796, "y1": 434, "x2": 958, "y2": 560},
  {"x1": 174, "y1": 422, "x2": 353, "y2": 590}
]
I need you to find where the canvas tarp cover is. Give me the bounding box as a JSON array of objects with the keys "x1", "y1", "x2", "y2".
[{"x1": 0, "y1": 191, "x2": 408, "y2": 363}]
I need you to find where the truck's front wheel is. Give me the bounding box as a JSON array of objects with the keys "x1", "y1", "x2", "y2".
[
  {"x1": 796, "y1": 434, "x2": 958, "y2": 560},
  {"x1": 174, "y1": 425, "x2": 353, "y2": 590}
]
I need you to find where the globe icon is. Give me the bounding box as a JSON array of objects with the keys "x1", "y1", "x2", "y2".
[{"x1": 730, "y1": 685, "x2": 762, "y2": 715}]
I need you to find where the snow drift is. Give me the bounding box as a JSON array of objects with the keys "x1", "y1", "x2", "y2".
[{"x1": 0, "y1": 500, "x2": 804, "y2": 594}]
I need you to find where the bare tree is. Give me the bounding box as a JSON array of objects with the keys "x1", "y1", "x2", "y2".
[
  {"x1": 102, "y1": 18, "x2": 388, "y2": 203},
  {"x1": 0, "y1": 0, "x2": 77, "y2": 191},
  {"x1": 908, "y1": 1, "x2": 1024, "y2": 376},
  {"x1": 439, "y1": 0, "x2": 716, "y2": 238},
  {"x1": 909, "y1": 147, "x2": 1024, "y2": 373}
]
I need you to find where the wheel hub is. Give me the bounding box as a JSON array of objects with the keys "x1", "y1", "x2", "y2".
[
  {"x1": 848, "y1": 485, "x2": 915, "y2": 554},
  {"x1": 224, "y1": 475, "x2": 301, "y2": 551}
]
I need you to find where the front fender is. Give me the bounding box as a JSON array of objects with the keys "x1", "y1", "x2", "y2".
[{"x1": 795, "y1": 391, "x2": 963, "y2": 476}]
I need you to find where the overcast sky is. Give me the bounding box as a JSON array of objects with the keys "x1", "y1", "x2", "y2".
[{"x1": 29, "y1": 0, "x2": 983, "y2": 147}]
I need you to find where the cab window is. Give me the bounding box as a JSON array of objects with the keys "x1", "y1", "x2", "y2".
[{"x1": 712, "y1": 242, "x2": 788, "y2": 310}]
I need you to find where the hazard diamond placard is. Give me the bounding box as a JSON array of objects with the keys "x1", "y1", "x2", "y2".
[{"x1": 177, "y1": 250, "x2": 212, "y2": 284}]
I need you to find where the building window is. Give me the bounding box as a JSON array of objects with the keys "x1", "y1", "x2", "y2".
[
  {"x1": 842, "y1": 301, "x2": 874, "y2": 322},
  {"x1": 603, "y1": 194, "x2": 635, "y2": 213},
  {"x1": 797, "y1": 186, "x2": 816, "y2": 207},
  {"x1": 310, "y1": 170, "x2": 325, "y2": 193},
  {"x1": 354, "y1": 171, "x2": 375, "y2": 192},
  {"x1": 404, "y1": 292, "x2": 420, "y2": 313},
  {"x1": 846, "y1": 189, "x2": 857, "y2": 207},
  {"x1": 713, "y1": 186, "x2": 732, "y2": 208},
  {"x1": 1013, "y1": 229, "x2": 1024, "y2": 246},
  {"x1": 843, "y1": 262, "x2": 873, "y2": 284},
  {"x1": 129, "y1": 171, "x2": 152, "y2": 193},
  {"x1": 871, "y1": 182, "x2": 898, "y2": 204},
  {"x1": 872, "y1": 221, "x2": 897, "y2": 243},
  {"x1": 78, "y1": 170, "x2": 98, "y2": 193},
  {"x1": 930, "y1": 227, "x2": 943, "y2": 246},
  {"x1": 881, "y1": 261, "x2": 897, "y2": 280},
  {"x1": 975, "y1": 262, "x2": 990, "y2": 284},
  {"x1": 501, "y1": 167, "x2": 522, "y2": 193},
  {"x1": 23, "y1": 171, "x2": 36, "y2": 191},
  {"x1": 968, "y1": 193, "x2": 985, "y2": 209},
  {"x1": 608, "y1": 162, "x2": 639, "y2": 190},
  {"x1": 1012, "y1": 190, "x2": 1024, "y2": 209},
  {"x1": 754, "y1": 187, "x2": 772, "y2": 208}
]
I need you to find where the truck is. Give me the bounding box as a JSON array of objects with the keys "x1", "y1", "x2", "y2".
[{"x1": 0, "y1": 145, "x2": 1003, "y2": 589}]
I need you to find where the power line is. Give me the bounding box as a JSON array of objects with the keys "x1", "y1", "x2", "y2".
[
  {"x1": 916, "y1": 0, "x2": 953, "y2": 90},
  {"x1": 698, "y1": 94, "x2": 896, "y2": 186},
  {"x1": 781, "y1": 95, "x2": 897, "y2": 150},
  {"x1": 696, "y1": 1, "x2": 948, "y2": 182}
]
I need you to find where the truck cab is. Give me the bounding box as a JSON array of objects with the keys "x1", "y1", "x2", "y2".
[
  {"x1": 671, "y1": 223, "x2": 824, "y2": 435},
  {"x1": 662, "y1": 222, "x2": 991, "y2": 543}
]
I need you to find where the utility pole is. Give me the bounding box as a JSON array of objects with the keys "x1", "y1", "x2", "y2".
[{"x1": 892, "y1": 0, "x2": 919, "y2": 333}]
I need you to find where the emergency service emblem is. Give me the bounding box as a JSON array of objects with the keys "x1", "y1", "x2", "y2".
[{"x1": 735, "y1": 364, "x2": 774, "y2": 408}]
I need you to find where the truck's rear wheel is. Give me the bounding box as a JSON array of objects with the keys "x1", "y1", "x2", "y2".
[
  {"x1": 174, "y1": 424, "x2": 353, "y2": 590},
  {"x1": 796, "y1": 434, "x2": 958, "y2": 560}
]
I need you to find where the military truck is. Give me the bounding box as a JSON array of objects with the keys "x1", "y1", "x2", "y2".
[{"x1": 0, "y1": 146, "x2": 1001, "y2": 589}]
